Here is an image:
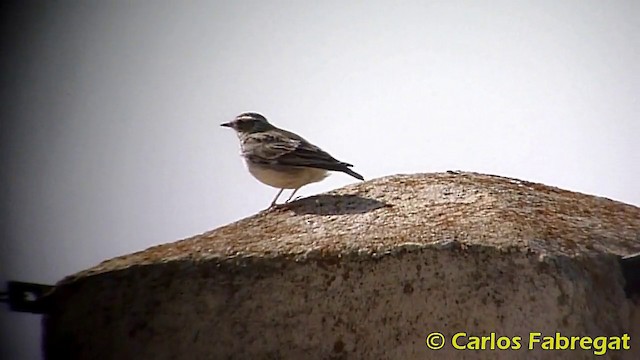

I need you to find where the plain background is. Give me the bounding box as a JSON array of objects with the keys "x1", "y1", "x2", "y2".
[{"x1": 1, "y1": 1, "x2": 638, "y2": 358}]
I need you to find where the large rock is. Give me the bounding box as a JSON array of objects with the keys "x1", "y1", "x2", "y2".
[{"x1": 43, "y1": 172, "x2": 640, "y2": 359}]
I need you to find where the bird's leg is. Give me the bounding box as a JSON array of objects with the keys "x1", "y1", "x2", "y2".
[
  {"x1": 270, "y1": 188, "x2": 285, "y2": 207},
  {"x1": 285, "y1": 188, "x2": 300, "y2": 203}
]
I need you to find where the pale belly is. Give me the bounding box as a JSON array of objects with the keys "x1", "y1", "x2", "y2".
[{"x1": 246, "y1": 162, "x2": 329, "y2": 189}]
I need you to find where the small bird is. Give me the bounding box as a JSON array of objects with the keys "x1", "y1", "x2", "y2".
[{"x1": 221, "y1": 112, "x2": 364, "y2": 207}]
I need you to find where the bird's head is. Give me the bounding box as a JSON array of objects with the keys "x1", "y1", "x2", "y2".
[{"x1": 221, "y1": 112, "x2": 274, "y2": 134}]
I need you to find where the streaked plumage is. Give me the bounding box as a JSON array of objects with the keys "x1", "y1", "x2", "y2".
[{"x1": 222, "y1": 112, "x2": 364, "y2": 207}]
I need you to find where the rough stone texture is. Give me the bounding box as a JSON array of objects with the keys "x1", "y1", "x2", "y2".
[{"x1": 43, "y1": 172, "x2": 640, "y2": 359}]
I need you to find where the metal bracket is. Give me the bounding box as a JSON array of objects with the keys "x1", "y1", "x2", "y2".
[{"x1": 0, "y1": 281, "x2": 53, "y2": 314}]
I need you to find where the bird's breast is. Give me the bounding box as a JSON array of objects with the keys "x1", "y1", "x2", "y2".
[{"x1": 245, "y1": 162, "x2": 328, "y2": 189}]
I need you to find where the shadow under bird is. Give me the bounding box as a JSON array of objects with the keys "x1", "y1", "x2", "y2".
[{"x1": 221, "y1": 112, "x2": 364, "y2": 207}]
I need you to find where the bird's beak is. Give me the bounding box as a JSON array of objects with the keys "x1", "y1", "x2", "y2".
[{"x1": 220, "y1": 122, "x2": 233, "y2": 128}]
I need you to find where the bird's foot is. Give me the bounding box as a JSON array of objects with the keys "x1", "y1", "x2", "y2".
[
  {"x1": 283, "y1": 195, "x2": 303, "y2": 204},
  {"x1": 268, "y1": 202, "x2": 290, "y2": 211}
]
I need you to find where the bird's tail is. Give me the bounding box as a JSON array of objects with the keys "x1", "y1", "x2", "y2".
[{"x1": 340, "y1": 163, "x2": 364, "y2": 181}]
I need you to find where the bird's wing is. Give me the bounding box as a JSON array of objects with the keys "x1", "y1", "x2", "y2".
[{"x1": 243, "y1": 131, "x2": 354, "y2": 171}]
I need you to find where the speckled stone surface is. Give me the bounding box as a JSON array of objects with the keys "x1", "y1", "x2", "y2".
[{"x1": 43, "y1": 172, "x2": 640, "y2": 359}]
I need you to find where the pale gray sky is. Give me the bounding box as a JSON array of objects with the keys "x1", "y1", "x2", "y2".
[{"x1": 1, "y1": 1, "x2": 639, "y2": 358}]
